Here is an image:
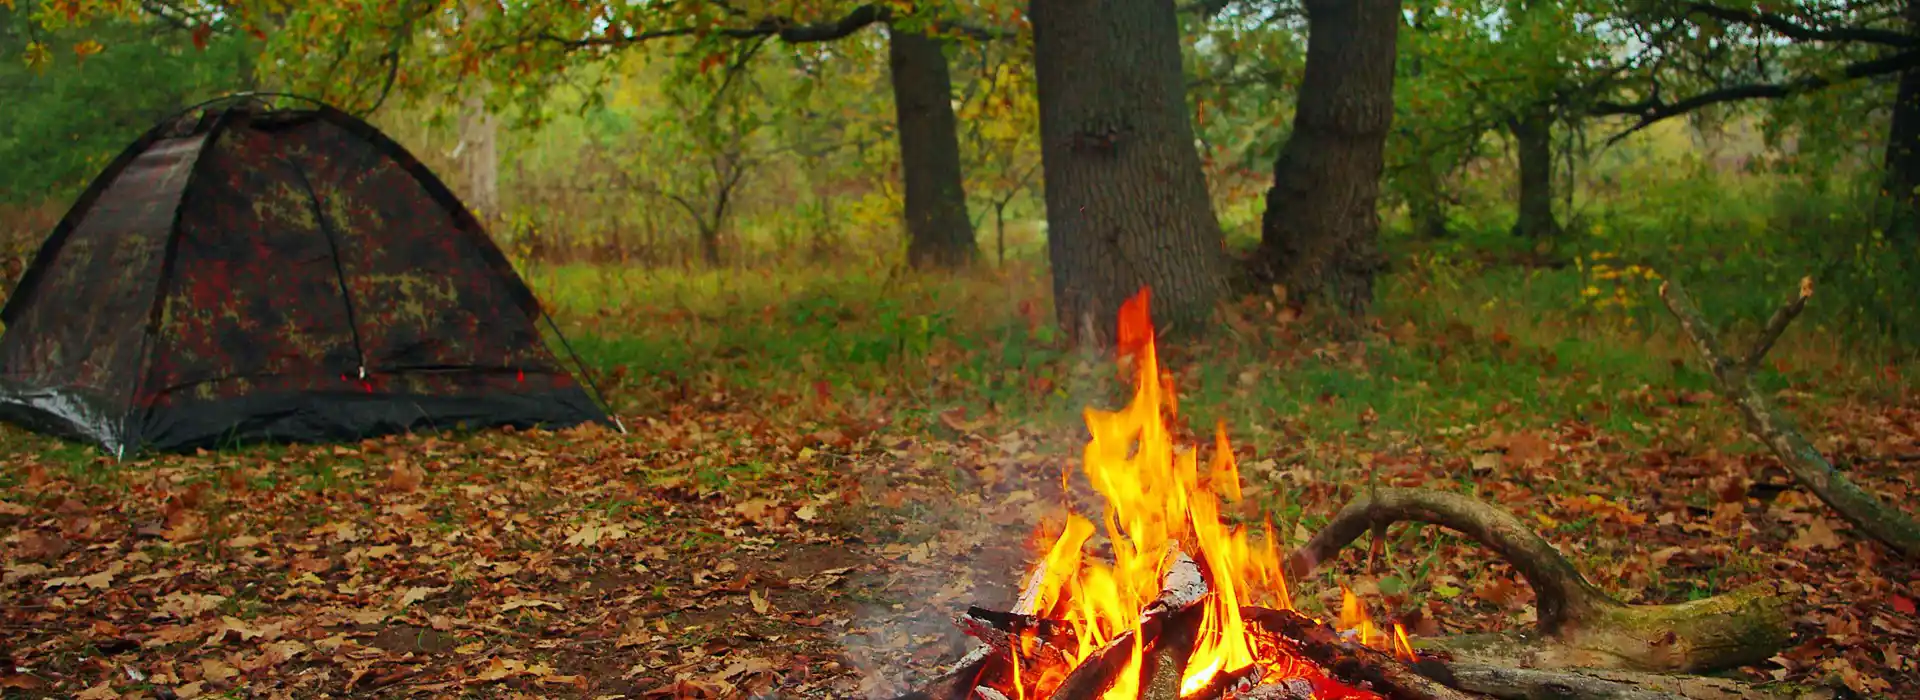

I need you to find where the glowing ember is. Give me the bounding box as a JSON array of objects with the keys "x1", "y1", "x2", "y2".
[{"x1": 1007, "y1": 288, "x2": 1412, "y2": 699}]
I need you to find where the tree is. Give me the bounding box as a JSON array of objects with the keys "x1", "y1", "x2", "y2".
[
  {"x1": 1592, "y1": 1, "x2": 1920, "y2": 238},
  {"x1": 32, "y1": 1, "x2": 1008, "y2": 269},
  {"x1": 1030, "y1": 0, "x2": 1229, "y2": 343},
  {"x1": 889, "y1": 22, "x2": 978, "y2": 269},
  {"x1": 1250, "y1": 0, "x2": 1400, "y2": 319}
]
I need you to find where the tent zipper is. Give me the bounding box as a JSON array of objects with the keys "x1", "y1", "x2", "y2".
[{"x1": 286, "y1": 162, "x2": 370, "y2": 381}]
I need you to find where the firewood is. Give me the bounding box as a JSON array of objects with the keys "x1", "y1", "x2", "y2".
[
  {"x1": 1047, "y1": 626, "x2": 1147, "y2": 700},
  {"x1": 958, "y1": 608, "x2": 1072, "y2": 672},
  {"x1": 1419, "y1": 661, "x2": 1793, "y2": 700},
  {"x1": 1189, "y1": 664, "x2": 1265, "y2": 699},
  {"x1": 1660, "y1": 277, "x2": 1920, "y2": 559},
  {"x1": 1242, "y1": 606, "x2": 1486, "y2": 700},
  {"x1": 1140, "y1": 606, "x2": 1204, "y2": 700},
  {"x1": 1283, "y1": 487, "x2": 1789, "y2": 674},
  {"x1": 887, "y1": 644, "x2": 994, "y2": 700}
]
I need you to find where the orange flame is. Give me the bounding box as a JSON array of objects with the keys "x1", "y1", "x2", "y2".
[{"x1": 1019, "y1": 288, "x2": 1411, "y2": 698}]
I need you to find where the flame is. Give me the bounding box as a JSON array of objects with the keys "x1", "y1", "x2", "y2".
[{"x1": 1017, "y1": 288, "x2": 1411, "y2": 698}]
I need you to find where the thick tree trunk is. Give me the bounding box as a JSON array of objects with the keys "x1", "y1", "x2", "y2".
[
  {"x1": 1252, "y1": 0, "x2": 1400, "y2": 318},
  {"x1": 1030, "y1": 0, "x2": 1229, "y2": 345},
  {"x1": 889, "y1": 24, "x2": 978, "y2": 269},
  {"x1": 1511, "y1": 102, "x2": 1559, "y2": 239},
  {"x1": 1882, "y1": 0, "x2": 1920, "y2": 245}
]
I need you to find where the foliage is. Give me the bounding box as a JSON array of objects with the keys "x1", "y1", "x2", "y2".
[{"x1": 0, "y1": 8, "x2": 254, "y2": 205}]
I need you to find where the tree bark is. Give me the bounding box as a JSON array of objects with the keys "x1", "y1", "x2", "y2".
[
  {"x1": 1030, "y1": 0, "x2": 1230, "y2": 345},
  {"x1": 889, "y1": 24, "x2": 978, "y2": 269},
  {"x1": 1252, "y1": 0, "x2": 1400, "y2": 319},
  {"x1": 1883, "y1": 0, "x2": 1920, "y2": 245},
  {"x1": 458, "y1": 3, "x2": 500, "y2": 224},
  {"x1": 1510, "y1": 102, "x2": 1559, "y2": 239}
]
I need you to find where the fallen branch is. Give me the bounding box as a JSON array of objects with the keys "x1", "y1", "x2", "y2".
[
  {"x1": 1660, "y1": 277, "x2": 1920, "y2": 559},
  {"x1": 1285, "y1": 488, "x2": 1790, "y2": 673},
  {"x1": 1242, "y1": 606, "x2": 1484, "y2": 700},
  {"x1": 1425, "y1": 662, "x2": 1790, "y2": 700}
]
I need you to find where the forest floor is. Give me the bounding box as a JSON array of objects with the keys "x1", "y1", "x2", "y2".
[{"x1": 2, "y1": 265, "x2": 1917, "y2": 699}]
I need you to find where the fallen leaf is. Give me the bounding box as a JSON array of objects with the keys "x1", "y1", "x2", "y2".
[
  {"x1": 75, "y1": 682, "x2": 118, "y2": 699},
  {"x1": 396, "y1": 585, "x2": 449, "y2": 609},
  {"x1": 199, "y1": 657, "x2": 238, "y2": 683},
  {"x1": 174, "y1": 681, "x2": 206, "y2": 699},
  {"x1": 500, "y1": 597, "x2": 564, "y2": 612},
  {"x1": 750, "y1": 588, "x2": 770, "y2": 614},
  {"x1": 1791, "y1": 518, "x2": 1844, "y2": 550},
  {"x1": 1891, "y1": 593, "x2": 1916, "y2": 616}
]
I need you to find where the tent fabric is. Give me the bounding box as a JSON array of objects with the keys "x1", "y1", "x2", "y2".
[{"x1": 0, "y1": 100, "x2": 611, "y2": 455}]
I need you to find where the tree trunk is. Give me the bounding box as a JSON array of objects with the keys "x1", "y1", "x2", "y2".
[
  {"x1": 1030, "y1": 0, "x2": 1230, "y2": 344},
  {"x1": 1252, "y1": 0, "x2": 1400, "y2": 318},
  {"x1": 458, "y1": 3, "x2": 499, "y2": 224},
  {"x1": 889, "y1": 25, "x2": 979, "y2": 270},
  {"x1": 698, "y1": 225, "x2": 722, "y2": 268},
  {"x1": 1510, "y1": 102, "x2": 1559, "y2": 239},
  {"x1": 1882, "y1": 0, "x2": 1920, "y2": 247}
]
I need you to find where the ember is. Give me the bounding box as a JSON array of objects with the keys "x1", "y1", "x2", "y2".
[{"x1": 901, "y1": 289, "x2": 1424, "y2": 700}]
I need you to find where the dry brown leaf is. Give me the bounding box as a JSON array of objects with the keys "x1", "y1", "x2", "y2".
[{"x1": 1791, "y1": 518, "x2": 1845, "y2": 550}]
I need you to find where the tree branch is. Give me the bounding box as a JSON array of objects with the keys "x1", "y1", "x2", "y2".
[
  {"x1": 1686, "y1": 3, "x2": 1919, "y2": 48},
  {"x1": 1659, "y1": 278, "x2": 1920, "y2": 559},
  {"x1": 530, "y1": 3, "x2": 1016, "y2": 52},
  {"x1": 1592, "y1": 48, "x2": 1920, "y2": 143}
]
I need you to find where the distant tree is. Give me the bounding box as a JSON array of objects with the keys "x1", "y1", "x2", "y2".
[
  {"x1": 889, "y1": 22, "x2": 977, "y2": 269},
  {"x1": 31, "y1": 1, "x2": 1010, "y2": 269},
  {"x1": 1030, "y1": 0, "x2": 1230, "y2": 343},
  {"x1": 1591, "y1": 1, "x2": 1920, "y2": 241}
]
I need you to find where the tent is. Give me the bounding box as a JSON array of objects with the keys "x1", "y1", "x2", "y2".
[{"x1": 0, "y1": 95, "x2": 614, "y2": 456}]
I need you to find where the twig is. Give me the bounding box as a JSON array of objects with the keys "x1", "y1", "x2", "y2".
[{"x1": 1741, "y1": 277, "x2": 1812, "y2": 374}]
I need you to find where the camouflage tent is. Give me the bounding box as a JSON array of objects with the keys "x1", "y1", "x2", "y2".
[{"x1": 0, "y1": 97, "x2": 612, "y2": 456}]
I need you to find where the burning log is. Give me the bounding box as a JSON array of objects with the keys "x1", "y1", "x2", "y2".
[
  {"x1": 1187, "y1": 664, "x2": 1265, "y2": 699},
  {"x1": 1242, "y1": 606, "x2": 1483, "y2": 700},
  {"x1": 1284, "y1": 487, "x2": 1790, "y2": 674},
  {"x1": 1139, "y1": 606, "x2": 1204, "y2": 700}
]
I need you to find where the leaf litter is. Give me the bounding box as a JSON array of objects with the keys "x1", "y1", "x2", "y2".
[{"x1": 0, "y1": 365, "x2": 1915, "y2": 698}]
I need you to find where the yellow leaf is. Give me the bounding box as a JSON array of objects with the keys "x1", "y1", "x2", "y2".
[
  {"x1": 73, "y1": 40, "x2": 104, "y2": 60},
  {"x1": 749, "y1": 588, "x2": 770, "y2": 614},
  {"x1": 23, "y1": 41, "x2": 52, "y2": 71}
]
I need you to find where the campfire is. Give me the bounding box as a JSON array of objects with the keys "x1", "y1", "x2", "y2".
[{"x1": 899, "y1": 289, "x2": 1437, "y2": 700}]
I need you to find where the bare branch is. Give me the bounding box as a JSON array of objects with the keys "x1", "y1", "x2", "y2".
[
  {"x1": 1686, "y1": 3, "x2": 1919, "y2": 48},
  {"x1": 1660, "y1": 278, "x2": 1920, "y2": 559}
]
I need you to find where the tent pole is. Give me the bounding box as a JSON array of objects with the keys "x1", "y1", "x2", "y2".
[{"x1": 540, "y1": 312, "x2": 626, "y2": 435}]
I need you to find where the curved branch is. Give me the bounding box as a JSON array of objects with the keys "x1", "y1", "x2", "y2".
[
  {"x1": 1286, "y1": 487, "x2": 1614, "y2": 632},
  {"x1": 1285, "y1": 487, "x2": 1790, "y2": 673},
  {"x1": 1592, "y1": 49, "x2": 1920, "y2": 143}
]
